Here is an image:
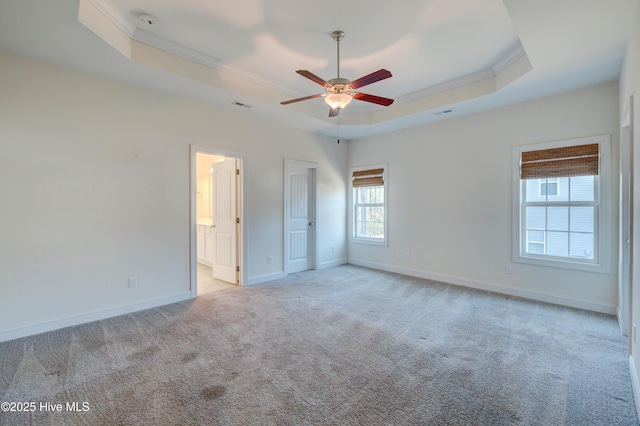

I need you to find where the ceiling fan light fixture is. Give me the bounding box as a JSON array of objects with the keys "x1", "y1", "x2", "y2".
[
  {"x1": 324, "y1": 93, "x2": 352, "y2": 110},
  {"x1": 280, "y1": 30, "x2": 393, "y2": 116}
]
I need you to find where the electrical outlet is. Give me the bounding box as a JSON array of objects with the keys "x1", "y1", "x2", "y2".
[
  {"x1": 267, "y1": 256, "x2": 272, "y2": 264},
  {"x1": 390, "y1": 249, "x2": 396, "y2": 257},
  {"x1": 404, "y1": 251, "x2": 411, "y2": 260},
  {"x1": 505, "y1": 265, "x2": 513, "y2": 275},
  {"x1": 331, "y1": 246, "x2": 335, "y2": 253},
  {"x1": 128, "y1": 277, "x2": 138, "y2": 288}
]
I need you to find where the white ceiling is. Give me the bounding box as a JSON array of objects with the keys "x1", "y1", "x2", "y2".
[{"x1": 0, "y1": 0, "x2": 633, "y2": 139}]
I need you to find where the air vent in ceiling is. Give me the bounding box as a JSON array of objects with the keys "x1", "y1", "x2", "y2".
[
  {"x1": 434, "y1": 108, "x2": 454, "y2": 116},
  {"x1": 231, "y1": 101, "x2": 253, "y2": 109}
]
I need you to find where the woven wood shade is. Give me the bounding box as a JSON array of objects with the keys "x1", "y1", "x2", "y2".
[
  {"x1": 353, "y1": 168, "x2": 384, "y2": 187},
  {"x1": 520, "y1": 143, "x2": 599, "y2": 180}
]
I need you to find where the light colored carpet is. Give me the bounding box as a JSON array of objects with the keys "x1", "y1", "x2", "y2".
[{"x1": 0, "y1": 265, "x2": 637, "y2": 425}]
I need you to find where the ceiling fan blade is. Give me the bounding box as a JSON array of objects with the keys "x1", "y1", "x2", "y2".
[
  {"x1": 348, "y1": 69, "x2": 392, "y2": 89},
  {"x1": 281, "y1": 94, "x2": 324, "y2": 105},
  {"x1": 328, "y1": 107, "x2": 340, "y2": 117},
  {"x1": 296, "y1": 70, "x2": 331, "y2": 87},
  {"x1": 353, "y1": 92, "x2": 394, "y2": 106}
]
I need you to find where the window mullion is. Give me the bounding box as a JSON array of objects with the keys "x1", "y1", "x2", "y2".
[{"x1": 567, "y1": 177, "x2": 571, "y2": 258}]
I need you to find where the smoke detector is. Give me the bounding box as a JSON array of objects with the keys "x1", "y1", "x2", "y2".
[{"x1": 137, "y1": 12, "x2": 156, "y2": 26}]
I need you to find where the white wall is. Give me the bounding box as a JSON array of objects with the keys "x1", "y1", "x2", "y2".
[
  {"x1": 0, "y1": 51, "x2": 347, "y2": 340},
  {"x1": 619, "y1": 0, "x2": 640, "y2": 417},
  {"x1": 348, "y1": 81, "x2": 620, "y2": 313}
]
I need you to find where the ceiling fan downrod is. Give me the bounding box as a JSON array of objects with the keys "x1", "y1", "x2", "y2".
[{"x1": 332, "y1": 30, "x2": 344, "y2": 79}]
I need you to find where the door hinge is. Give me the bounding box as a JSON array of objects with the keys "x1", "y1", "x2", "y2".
[
  {"x1": 236, "y1": 217, "x2": 240, "y2": 224},
  {"x1": 236, "y1": 169, "x2": 240, "y2": 175},
  {"x1": 236, "y1": 266, "x2": 240, "y2": 272}
]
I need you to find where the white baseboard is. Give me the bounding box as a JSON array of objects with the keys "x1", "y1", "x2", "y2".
[
  {"x1": 0, "y1": 292, "x2": 193, "y2": 343},
  {"x1": 246, "y1": 261, "x2": 346, "y2": 285},
  {"x1": 347, "y1": 258, "x2": 616, "y2": 315},
  {"x1": 630, "y1": 355, "x2": 640, "y2": 423},
  {"x1": 246, "y1": 271, "x2": 285, "y2": 286},
  {"x1": 319, "y1": 258, "x2": 347, "y2": 269}
]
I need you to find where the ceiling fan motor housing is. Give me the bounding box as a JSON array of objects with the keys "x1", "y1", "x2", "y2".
[{"x1": 328, "y1": 78, "x2": 351, "y2": 92}]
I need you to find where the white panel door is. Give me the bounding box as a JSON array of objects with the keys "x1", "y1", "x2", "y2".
[
  {"x1": 286, "y1": 163, "x2": 315, "y2": 274},
  {"x1": 211, "y1": 158, "x2": 237, "y2": 284}
]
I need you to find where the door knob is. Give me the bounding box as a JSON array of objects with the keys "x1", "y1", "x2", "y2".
[{"x1": 308, "y1": 222, "x2": 315, "y2": 226}]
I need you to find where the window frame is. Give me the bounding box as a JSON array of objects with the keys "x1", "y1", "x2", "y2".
[
  {"x1": 511, "y1": 135, "x2": 610, "y2": 274},
  {"x1": 350, "y1": 163, "x2": 388, "y2": 246}
]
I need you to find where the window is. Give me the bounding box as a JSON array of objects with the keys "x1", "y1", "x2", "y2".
[
  {"x1": 526, "y1": 229, "x2": 545, "y2": 254},
  {"x1": 351, "y1": 165, "x2": 387, "y2": 245},
  {"x1": 539, "y1": 178, "x2": 559, "y2": 197},
  {"x1": 512, "y1": 135, "x2": 610, "y2": 273}
]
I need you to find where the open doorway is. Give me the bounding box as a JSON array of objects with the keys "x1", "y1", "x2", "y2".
[{"x1": 190, "y1": 146, "x2": 245, "y2": 296}]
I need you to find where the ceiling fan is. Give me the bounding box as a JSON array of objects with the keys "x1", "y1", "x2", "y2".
[{"x1": 281, "y1": 30, "x2": 394, "y2": 117}]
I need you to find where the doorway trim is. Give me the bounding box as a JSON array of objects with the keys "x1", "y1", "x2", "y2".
[
  {"x1": 284, "y1": 159, "x2": 319, "y2": 276},
  {"x1": 620, "y1": 100, "x2": 633, "y2": 337},
  {"x1": 619, "y1": 95, "x2": 634, "y2": 346},
  {"x1": 190, "y1": 144, "x2": 247, "y2": 297}
]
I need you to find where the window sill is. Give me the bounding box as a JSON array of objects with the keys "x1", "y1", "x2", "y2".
[
  {"x1": 513, "y1": 254, "x2": 609, "y2": 274},
  {"x1": 350, "y1": 238, "x2": 387, "y2": 247}
]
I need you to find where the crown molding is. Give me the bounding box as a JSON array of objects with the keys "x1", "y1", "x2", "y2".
[
  {"x1": 81, "y1": 0, "x2": 532, "y2": 129},
  {"x1": 397, "y1": 68, "x2": 496, "y2": 105},
  {"x1": 132, "y1": 29, "x2": 223, "y2": 70},
  {"x1": 133, "y1": 29, "x2": 295, "y2": 96},
  {"x1": 492, "y1": 43, "x2": 527, "y2": 74},
  {"x1": 397, "y1": 41, "x2": 528, "y2": 106},
  {"x1": 87, "y1": 0, "x2": 136, "y2": 37}
]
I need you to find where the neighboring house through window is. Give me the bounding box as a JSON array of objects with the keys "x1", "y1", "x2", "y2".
[
  {"x1": 512, "y1": 135, "x2": 610, "y2": 273},
  {"x1": 351, "y1": 164, "x2": 387, "y2": 245},
  {"x1": 539, "y1": 178, "x2": 559, "y2": 197}
]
